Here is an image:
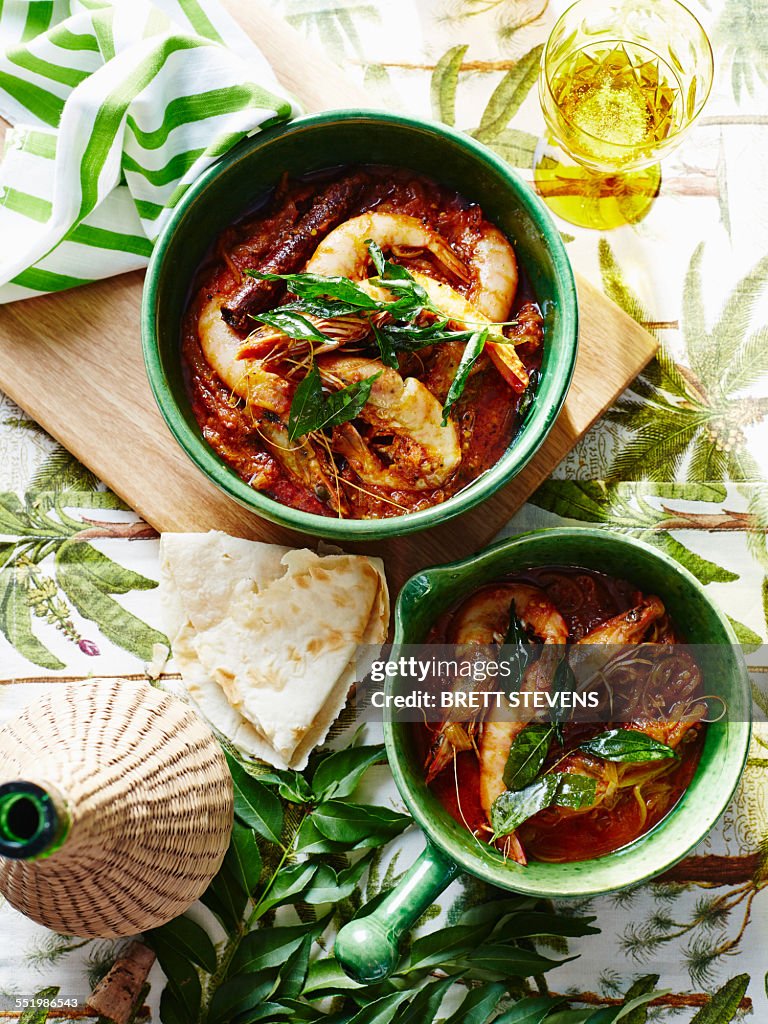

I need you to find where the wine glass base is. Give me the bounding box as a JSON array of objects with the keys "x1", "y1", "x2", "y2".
[{"x1": 532, "y1": 137, "x2": 661, "y2": 230}]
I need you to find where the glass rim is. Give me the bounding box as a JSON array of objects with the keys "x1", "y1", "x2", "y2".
[{"x1": 541, "y1": 0, "x2": 715, "y2": 153}]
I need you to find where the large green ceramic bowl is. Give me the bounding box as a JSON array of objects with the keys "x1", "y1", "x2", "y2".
[
  {"x1": 142, "y1": 110, "x2": 578, "y2": 540},
  {"x1": 335, "y1": 529, "x2": 751, "y2": 982}
]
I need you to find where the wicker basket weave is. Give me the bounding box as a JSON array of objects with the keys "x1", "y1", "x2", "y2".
[{"x1": 0, "y1": 678, "x2": 233, "y2": 938}]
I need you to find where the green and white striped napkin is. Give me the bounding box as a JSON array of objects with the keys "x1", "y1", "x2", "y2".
[{"x1": 0, "y1": 0, "x2": 298, "y2": 303}]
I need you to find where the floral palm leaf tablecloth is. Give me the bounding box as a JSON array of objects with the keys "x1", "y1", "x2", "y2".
[{"x1": 1, "y1": 0, "x2": 768, "y2": 1020}]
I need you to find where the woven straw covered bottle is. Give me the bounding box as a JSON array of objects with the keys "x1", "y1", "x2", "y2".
[{"x1": 0, "y1": 678, "x2": 233, "y2": 938}]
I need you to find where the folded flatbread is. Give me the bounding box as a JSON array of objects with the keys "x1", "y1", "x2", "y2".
[{"x1": 159, "y1": 532, "x2": 389, "y2": 769}]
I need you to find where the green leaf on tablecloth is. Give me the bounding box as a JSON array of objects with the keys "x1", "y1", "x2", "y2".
[
  {"x1": 689, "y1": 973, "x2": 750, "y2": 1022},
  {"x1": 232, "y1": 919, "x2": 328, "y2": 976},
  {"x1": 430, "y1": 44, "x2": 467, "y2": 125},
  {"x1": 150, "y1": 942, "x2": 202, "y2": 1020},
  {"x1": 472, "y1": 45, "x2": 543, "y2": 142},
  {"x1": 310, "y1": 800, "x2": 411, "y2": 845},
  {"x1": 207, "y1": 969, "x2": 276, "y2": 1024},
  {"x1": 440, "y1": 982, "x2": 506, "y2": 1024},
  {"x1": 257, "y1": 861, "x2": 318, "y2": 914},
  {"x1": 18, "y1": 988, "x2": 60, "y2": 1024},
  {"x1": 462, "y1": 944, "x2": 573, "y2": 977},
  {"x1": 276, "y1": 933, "x2": 313, "y2": 999},
  {"x1": 201, "y1": 857, "x2": 248, "y2": 934},
  {"x1": 344, "y1": 992, "x2": 413, "y2": 1024},
  {"x1": 226, "y1": 752, "x2": 284, "y2": 844},
  {"x1": 146, "y1": 915, "x2": 217, "y2": 974},
  {"x1": 493, "y1": 996, "x2": 568, "y2": 1023},
  {"x1": 311, "y1": 743, "x2": 386, "y2": 800},
  {"x1": 226, "y1": 821, "x2": 263, "y2": 897},
  {"x1": 616, "y1": 974, "x2": 659, "y2": 1024},
  {"x1": 302, "y1": 852, "x2": 372, "y2": 903},
  {"x1": 159, "y1": 987, "x2": 188, "y2": 1024},
  {"x1": 255, "y1": 766, "x2": 314, "y2": 804},
  {"x1": 392, "y1": 975, "x2": 455, "y2": 1023}
]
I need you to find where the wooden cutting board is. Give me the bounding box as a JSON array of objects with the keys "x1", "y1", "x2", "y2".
[{"x1": 0, "y1": 0, "x2": 657, "y2": 591}]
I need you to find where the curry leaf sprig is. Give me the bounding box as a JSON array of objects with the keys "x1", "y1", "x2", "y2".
[
  {"x1": 144, "y1": 732, "x2": 613, "y2": 1024},
  {"x1": 246, "y1": 241, "x2": 523, "y2": 437},
  {"x1": 492, "y1": 720, "x2": 678, "y2": 842},
  {"x1": 287, "y1": 362, "x2": 382, "y2": 441}
]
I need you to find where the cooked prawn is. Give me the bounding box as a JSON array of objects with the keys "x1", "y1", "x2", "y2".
[
  {"x1": 479, "y1": 644, "x2": 564, "y2": 863},
  {"x1": 479, "y1": 594, "x2": 669, "y2": 843},
  {"x1": 466, "y1": 223, "x2": 519, "y2": 322},
  {"x1": 410, "y1": 273, "x2": 529, "y2": 391},
  {"x1": 425, "y1": 585, "x2": 567, "y2": 784},
  {"x1": 305, "y1": 212, "x2": 470, "y2": 284},
  {"x1": 198, "y1": 295, "x2": 342, "y2": 508},
  {"x1": 317, "y1": 356, "x2": 461, "y2": 490}
]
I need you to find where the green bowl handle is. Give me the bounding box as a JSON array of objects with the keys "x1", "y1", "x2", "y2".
[{"x1": 334, "y1": 842, "x2": 459, "y2": 984}]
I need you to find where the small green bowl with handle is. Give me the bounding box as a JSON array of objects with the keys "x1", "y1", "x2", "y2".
[
  {"x1": 334, "y1": 528, "x2": 751, "y2": 983},
  {"x1": 142, "y1": 109, "x2": 578, "y2": 540}
]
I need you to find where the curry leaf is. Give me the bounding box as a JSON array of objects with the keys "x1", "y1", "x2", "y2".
[
  {"x1": 516, "y1": 367, "x2": 540, "y2": 424},
  {"x1": 200, "y1": 858, "x2": 247, "y2": 934},
  {"x1": 245, "y1": 268, "x2": 380, "y2": 308},
  {"x1": 207, "y1": 970, "x2": 276, "y2": 1024},
  {"x1": 258, "y1": 861, "x2": 318, "y2": 914},
  {"x1": 551, "y1": 655, "x2": 576, "y2": 743},
  {"x1": 442, "y1": 328, "x2": 488, "y2": 423},
  {"x1": 491, "y1": 775, "x2": 558, "y2": 836},
  {"x1": 225, "y1": 752, "x2": 284, "y2": 844},
  {"x1": 277, "y1": 933, "x2": 314, "y2": 999},
  {"x1": 147, "y1": 915, "x2": 217, "y2": 974},
  {"x1": 311, "y1": 744, "x2": 386, "y2": 800},
  {"x1": 345, "y1": 992, "x2": 413, "y2": 1024},
  {"x1": 394, "y1": 975, "x2": 455, "y2": 1023},
  {"x1": 501, "y1": 610, "x2": 533, "y2": 690},
  {"x1": 150, "y1": 943, "x2": 202, "y2": 1019},
  {"x1": 311, "y1": 800, "x2": 411, "y2": 845},
  {"x1": 494, "y1": 996, "x2": 569, "y2": 1023},
  {"x1": 578, "y1": 729, "x2": 677, "y2": 763},
  {"x1": 250, "y1": 309, "x2": 331, "y2": 342},
  {"x1": 441, "y1": 983, "x2": 507, "y2": 1024},
  {"x1": 555, "y1": 774, "x2": 599, "y2": 808},
  {"x1": 491, "y1": 773, "x2": 596, "y2": 837},
  {"x1": 231, "y1": 919, "x2": 328, "y2": 975},
  {"x1": 287, "y1": 362, "x2": 382, "y2": 441},
  {"x1": 226, "y1": 821, "x2": 262, "y2": 897},
  {"x1": 302, "y1": 855, "x2": 372, "y2": 904},
  {"x1": 503, "y1": 723, "x2": 553, "y2": 791}
]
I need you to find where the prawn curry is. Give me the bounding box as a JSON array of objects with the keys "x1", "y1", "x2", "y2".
[
  {"x1": 419, "y1": 568, "x2": 707, "y2": 866},
  {"x1": 183, "y1": 166, "x2": 543, "y2": 519}
]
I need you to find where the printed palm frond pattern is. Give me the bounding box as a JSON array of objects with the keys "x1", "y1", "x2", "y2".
[
  {"x1": 430, "y1": 43, "x2": 542, "y2": 166},
  {"x1": 0, "y1": 445, "x2": 164, "y2": 670},
  {"x1": 600, "y1": 241, "x2": 768, "y2": 483},
  {"x1": 715, "y1": 0, "x2": 768, "y2": 100}
]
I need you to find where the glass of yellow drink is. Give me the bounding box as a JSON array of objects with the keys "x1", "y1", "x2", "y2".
[{"x1": 535, "y1": 0, "x2": 713, "y2": 229}]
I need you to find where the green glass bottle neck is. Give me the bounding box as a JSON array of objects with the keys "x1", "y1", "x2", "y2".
[{"x1": 0, "y1": 781, "x2": 69, "y2": 860}]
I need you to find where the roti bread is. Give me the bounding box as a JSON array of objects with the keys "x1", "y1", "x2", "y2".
[{"x1": 159, "y1": 532, "x2": 389, "y2": 769}]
